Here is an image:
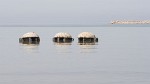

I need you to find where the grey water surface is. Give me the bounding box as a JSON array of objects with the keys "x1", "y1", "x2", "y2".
[{"x1": 0, "y1": 26, "x2": 150, "y2": 84}]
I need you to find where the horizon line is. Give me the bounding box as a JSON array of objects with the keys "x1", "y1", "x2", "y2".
[{"x1": 0, "y1": 24, "x2": 105, "y2": 27}]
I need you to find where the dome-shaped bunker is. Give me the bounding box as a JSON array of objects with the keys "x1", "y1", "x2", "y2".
[
  {"x1": 53, "y1": 32, "x2": 74, "y2": 43},
  {"x1": 78, "y1": 32, "x2": 98, "y2": 43},
  {"x1": 19, "y1": 32, "x2": 40, "y2": 44}
]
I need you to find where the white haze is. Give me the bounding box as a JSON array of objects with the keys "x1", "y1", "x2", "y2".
[{"x1": 0, "y1": 0, "x2": 150, "y2": 25}]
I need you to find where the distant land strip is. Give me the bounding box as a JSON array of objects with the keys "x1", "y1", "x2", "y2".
[{"x1": 111, "y1": 20, "x2": 150, "y2": 24}]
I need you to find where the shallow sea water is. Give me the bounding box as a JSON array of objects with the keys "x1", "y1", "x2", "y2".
[{"x1": 0, "y1": 26, "x2": 150, "y2": 84}]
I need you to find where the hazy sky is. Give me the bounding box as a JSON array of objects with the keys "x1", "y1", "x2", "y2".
[{"x1": 0, "y1": 0, "x2": 149, "y2": 25}]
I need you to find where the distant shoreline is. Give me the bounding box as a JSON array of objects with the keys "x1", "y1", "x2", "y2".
[{"x1": 111, "y1": 20, "x2": 150, "y2": 24}]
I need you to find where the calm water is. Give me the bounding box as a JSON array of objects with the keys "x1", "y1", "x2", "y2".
[{"x1": 0, "y1": 26, "x2": 150, "y2": 84}]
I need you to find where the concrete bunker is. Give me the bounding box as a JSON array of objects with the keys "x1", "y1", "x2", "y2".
[
  {"x1": 78, "y1": 32, "x2": 98, "y2": 44},
  {"x1": 19, "y1": 32, "x2": 40, "y2": 44},
  {"x1": 53, "y1": 32, "x2": 74, "y2": 43}
]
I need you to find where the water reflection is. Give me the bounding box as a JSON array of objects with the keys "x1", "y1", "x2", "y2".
[
  {"x1": 54, "y1": 42, "x2": 72, "y2": 45},
  {"x1": 53, "y1": 42, "x2": 72, "y2": 53},
  {"x1": 78, "y1": 43, "x2": 98, "y2": 53},
  {"x1": 19, "y1": 43, "x2": 39, "y2": 53},
  {"x1": 78, "y1": 42, "x2": 97, "y2": 45}
]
